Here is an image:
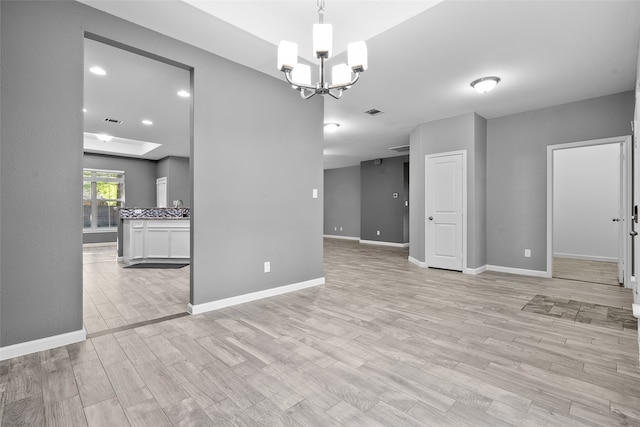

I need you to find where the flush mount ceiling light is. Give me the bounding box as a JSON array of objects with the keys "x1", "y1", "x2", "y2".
[
  {"x1": 95, "y1": 133, "x2": 113, "y2": 142},
  {"x1": 277, "y1": 0, "x2": 368, "y2": 100},
  {"x1": 89, "y1": 66, "x2": 106, "y2": 76},
  {"x1": 177, "y1": 90, "x2": 190, "y2": 98},
  {"x1": 470, "y1": 76, "x2": 501, "y2": 93},
  {"x1": 142, "y1": 119, "x2": 153, "y2": 126},
  {"x1": 324, "y1": 123, "x2": 340, "y2": 133}
]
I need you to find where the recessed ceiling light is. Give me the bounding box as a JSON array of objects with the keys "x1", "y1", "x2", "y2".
[
  {"x1": 142, "y1": 119, "x2": 153, "y2": 126},
  {"x1": 89, "y1": 66, "x2": 107, "y2": 76},
  {"x1": 470, "y1": 76, "x2": 501, "y2": 93},
  {"x1": 177, "y1": 90, "x2": 190, "y2": 98},
  {"x1": 96, "y1": 134, "x2": 113, "y2": 142},
  {"x1": 324, "y1": 123, "x2": 340, "y2": 133}
]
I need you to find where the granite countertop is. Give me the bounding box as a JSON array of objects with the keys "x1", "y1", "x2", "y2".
[{"x1": 119, "y1": 207, "x2": 190, "y2": 220}]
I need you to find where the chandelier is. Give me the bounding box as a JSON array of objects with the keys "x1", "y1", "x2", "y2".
[{"x1": 277, "y1": 0, "x2": 368, "y2": 100}]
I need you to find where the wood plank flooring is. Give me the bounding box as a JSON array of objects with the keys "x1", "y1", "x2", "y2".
[
  {"x1": 1, "y1": 238, "x2": 639, "y2": 426},
  {"x1": 553, "y1": 256, "x2": 620, "y2": 286},
  {"x1": 83, "y1": 244, "x2": 189, "y2": 335}
]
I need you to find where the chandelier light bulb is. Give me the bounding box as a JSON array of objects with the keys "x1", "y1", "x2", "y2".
[
  {"x1": 277, "y1": 41, "x2": 298, "y2": 72},
  {"x1": 313, "y1": 23, "x2": 333, "y2": 59},
  {"x1": 348, "y1": 41, "x2": 368, "y2": 72},
  {"x1": 291, "y1": 64, "x2": 312, "y2": 86}
]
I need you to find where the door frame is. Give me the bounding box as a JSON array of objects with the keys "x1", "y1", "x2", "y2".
[
  {"x1": 546, "y1": 135, "x2": 632, "y2": 286},
  {"x1": 425, "y1": 150, "x2": 468, "y2": 272}
]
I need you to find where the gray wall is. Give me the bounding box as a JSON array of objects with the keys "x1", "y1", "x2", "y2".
[
  {"x1": 360, "y1": 156, "x2": 409, "y2": 243},
  {"x1": 83, "y1": 153, "x2": 158, "y2": 244},
  {"x1": 1, "y1": 1, "x2": 323, "y2": 348},
  {"x1": 324, "y1": 166, "x2": 360, "y2": 238},
  {"x1": 157, "y1": 156, "x2": 190, "y2": 208},
  {"x1": 487, "y1": 91, "x2": 634, "y2": 271},
  {"x1": 409, "y1": 113, "x2": 487, "y2": 269}
]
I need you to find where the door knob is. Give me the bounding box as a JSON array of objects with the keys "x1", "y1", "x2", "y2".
[
  {"x1": 428, "y1": 216, "x2": 433, "y2": 221},
  {"x1": 612, "y1": 218, "x2": 621, "y2": 222}
]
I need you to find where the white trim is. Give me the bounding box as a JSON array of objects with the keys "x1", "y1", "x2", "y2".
[
  {"x1": 323, "y1": 234, "x2": 360, "y2": 241},
  {"x1": 408, "y1": 256, "x2": 426, "y2": 267},
  {"x1": 0, "y1": 328, "x2": 86, "y2": 361},
  {"x1": 553, "y1": 253, "x2": 618, "y2": 263},
  {"x1": 83, "y1": 242, "x2": 117, "y2": 247},
  {"x1": 546, "y1": 136, "x2": 631, "y2": 286},
  {"x1": 464, "y1": 265, "x2": 488, "y2": 275},
  {"x1": 83, "y1": 229, "x2": 118, "y2": 234},
  {"x1": 187, "y1": 277, "x2": 325, "y2": 315},
  {"x1": 425, "y1": 150, "x2": 468, "y2": 272},
  {"x1": 487, "y1": 265, "x2": 550, "y2": 278},
  {"x1": 359, "y1": 240, "x2": 409, "y2": 248},
  {"x1": 632, "y1": 304, "x2": 640, "y2": 318}
]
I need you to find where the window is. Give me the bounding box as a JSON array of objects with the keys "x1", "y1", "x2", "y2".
[{"x1": 83, "y1": 169, "x2": 125, "y2": 231}]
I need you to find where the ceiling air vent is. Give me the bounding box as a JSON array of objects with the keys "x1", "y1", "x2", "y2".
[
  {"x1": 389, "y1": 145, "x2": 410, "y2": 153},
  {"x1": 103, "y1": 117, "x2": 123, "y2": 124},
  {"x1": 364, "y1": 108, "x2": 384, "y2": 116}
]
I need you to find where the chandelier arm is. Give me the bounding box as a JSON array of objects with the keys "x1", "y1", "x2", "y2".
[
  {"x1": 300, "y1": 89, "x2": 317, "y2": 100},
  {"x1": 327, "y1": 89, "x2": 343, "y2": 100}
]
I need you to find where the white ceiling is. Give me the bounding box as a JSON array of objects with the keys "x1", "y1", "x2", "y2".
[
  {"x1": 80, "y1": 0, "x2": 640, "y2": 169},
  {"x1": 84, "y1": 38, "x2": 191, "y2": 160}
]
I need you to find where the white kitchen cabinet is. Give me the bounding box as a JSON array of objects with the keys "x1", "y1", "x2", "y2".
[{"x1": 123, "y1": 219, "x2": 190, "y2": 264}]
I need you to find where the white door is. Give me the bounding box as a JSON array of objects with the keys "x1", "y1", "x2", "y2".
[
  {"x1": 426, "y1": 152, "x2": 464, "y2": 271},
  {"x1": 156, "y1": 177, "x2": 167, "y2": 208}
]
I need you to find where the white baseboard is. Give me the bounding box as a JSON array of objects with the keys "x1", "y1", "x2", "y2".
[
  {"x1": 487, "y1": 265, "x2": 550, "y2": 278},
  {"x1": 464, "y1": 265, "x2": 488, "y2": 275},
  {"x1": 188, "y1": 277, "x2": 325, "y2": 315},
  {"x1": 553, "y1": 253, "x2": 618, "y2": 263},
  {"x1": 83, "y1": 242, "x2": 117, "y2": 247},
  {"x1": 0, "y1": 328, "x2": 86, "y2": 361},
  {"x1": 360, "y1": 240, "x2": 410, "y2": 248},
  {"x1": 408, "y1": 256, "x2": 426, "y2": 268},
  {"x1": 323, "y1": 235, "x2": 360, "y2": 241}
]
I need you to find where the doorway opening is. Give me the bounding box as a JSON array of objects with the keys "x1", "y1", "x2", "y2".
[
  {"x1": 547, "y1": 136, "x2": 632, "y2": 287},
  {"x1": 82, "y1": 34, "x2": 194, "y2": 336}
]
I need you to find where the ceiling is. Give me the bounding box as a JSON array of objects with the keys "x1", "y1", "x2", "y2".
[{"x1": 80, "y1": 0, "x2": 640, "y2": 169}]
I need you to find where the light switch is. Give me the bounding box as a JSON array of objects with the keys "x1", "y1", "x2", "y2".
[{"x1": 312, "y1": 189, "x2": 318, "y2": 199}]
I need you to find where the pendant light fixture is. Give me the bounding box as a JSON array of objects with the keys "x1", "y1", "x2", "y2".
[{"x1": 277, "y1": 0, "x2": 368, "y2": 100}]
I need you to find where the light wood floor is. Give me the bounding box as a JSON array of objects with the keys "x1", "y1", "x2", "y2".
[
  {"x1": 83, "y1": 244, "x2": 189, "y2": 336},
  {"x1": 553, "y1": 256, "x2": 620, "y2": 287},
  {"x1": 1, "y1": 239, "x2": 639, "y2": 426}
]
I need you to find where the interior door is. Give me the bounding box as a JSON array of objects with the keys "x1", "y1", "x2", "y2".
[{"x1": 426, "y1": 153, "x2": 464, "y2": 271}]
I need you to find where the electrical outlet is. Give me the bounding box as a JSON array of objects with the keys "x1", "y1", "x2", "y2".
[
  {"x1": 264, "y1": 261, "x2": 270, "y2": 273},
  {"x1": 377, "y1": 230, "x2": 381, "y2": 236},
  {"x1": 524, "y1": 249, "x2": 531, "y2": 258},
  {"x1": 340, "y1": 227, "x2": 343, "y2": 231},
  {"x1": 334, "y1": 226, "x2": 337, "y2": 231}
]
